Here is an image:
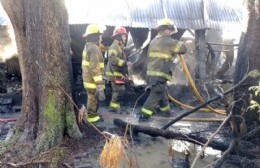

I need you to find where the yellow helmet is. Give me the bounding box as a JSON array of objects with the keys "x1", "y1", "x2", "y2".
[
  {"x1": 159, "y1": 18, "x2": 173, "y2": 26},
  {"x1": 157, "y1": 18, "x2": 178, "y2": 34},
  {"x1": 83, "y1": 24, "x2": 101, "y2": 38}
]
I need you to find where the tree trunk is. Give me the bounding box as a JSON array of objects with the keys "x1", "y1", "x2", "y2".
[
  {"x1": 233, "y1": 0, "x2": 260, "y2": 126},
  {"x1": 1, "y1": 0, "x2": 82, "y2": 154}
]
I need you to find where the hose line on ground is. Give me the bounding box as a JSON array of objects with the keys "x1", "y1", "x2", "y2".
[
  {"x1": 170, "y1": 55, "x2": 226, "y2": 115},
  {"x1": 168, "y1": 94, "x2": 222, "y2": 113}
]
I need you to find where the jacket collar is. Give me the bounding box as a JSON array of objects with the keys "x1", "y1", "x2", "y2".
[{"x1": 113, "y1": 40, "x2": 125, "y2": 50}]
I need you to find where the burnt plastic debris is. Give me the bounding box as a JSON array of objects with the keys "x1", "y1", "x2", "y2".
[
  {"x1": 0, "y1": 97, "x2": 12, "y2": 105},
  {"x1": 0, "y1": 106, "x2": 15, "y2": 113}
]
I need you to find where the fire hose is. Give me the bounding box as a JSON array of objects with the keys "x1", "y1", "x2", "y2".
[
  {"x1": 168, "y1": 94, "x2": 220, "y2": 113},
  {"x1": 168, "y1": 55, "x2": 226, "y2": 115}
]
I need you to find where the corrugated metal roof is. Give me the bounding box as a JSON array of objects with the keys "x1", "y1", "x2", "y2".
[
  {"x1": 127, "y1": 0, "x2": 165, "y2": 28},
  {"x1": 164, "y1": 0, "x2": 205, "y2": 29},
  {"x1": 66, "y1": 0, "x2": 245, "y2": 30},
  {"x1": 163, "y1": 0, "x2": 244, "y2": 29}
]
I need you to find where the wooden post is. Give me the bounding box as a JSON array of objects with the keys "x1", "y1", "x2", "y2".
[
  {"x1": 195, "y1": 29, "x2": 207, "y2": 80},
  {"x1": 206, "y1": 29, "x2": 223, "y2": 79}
]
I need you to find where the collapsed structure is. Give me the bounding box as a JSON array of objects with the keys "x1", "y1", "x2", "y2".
[{"x1": 0, "y1": 0, "x2": 245, "y2": 112}]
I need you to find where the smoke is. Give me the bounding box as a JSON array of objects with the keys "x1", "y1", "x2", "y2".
[{"x1": 0, "y1": 25, "x2": 18, "y2": 62}]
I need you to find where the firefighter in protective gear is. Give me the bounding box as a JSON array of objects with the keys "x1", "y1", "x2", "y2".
[
  {"x1": 157, "y1": 18, "x2": 178, "y2": 34},
  {"x1": 105, "y1": 26, "x2": 132, "y2": 112},
  {"x1": 81, "y1": 24, "x2": 105, "y2": 123},
  {"x1": 139, "y1": 18, "x2": 187, "y2": 122}
]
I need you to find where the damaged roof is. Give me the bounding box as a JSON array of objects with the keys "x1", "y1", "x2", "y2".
[{"x1": 66, "y1": 0, "x2": 244, "y2": 30}]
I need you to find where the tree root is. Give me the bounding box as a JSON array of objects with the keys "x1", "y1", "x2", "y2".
[{"x1": 0, "y1": 145, "x2": 69, "y2": 168}]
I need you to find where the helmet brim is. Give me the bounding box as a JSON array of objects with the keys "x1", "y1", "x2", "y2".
[
  {"x1": 112, "y1": 33, "x2": 127, "y2": 38},
  {"x1": 157, "y1": 25, "x2": 178, "y2": 34},
  {"x1": 82, "y1": 32, "x2": 102, "y2": 38}
]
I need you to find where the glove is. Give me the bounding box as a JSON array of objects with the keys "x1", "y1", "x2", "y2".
[
  {"x1": 124, "y1": 48, "x2": 132, "y2": 56},
  {"x1": 145, "y1": 85, "x2": 152, "y2": 92},
  {"x1": 78, "y1": 105, "x2": 87, "y2": 125},
  {"x1": 126, "y1": 61, "x2": 133, "y2": 70},
  {"x1": 96, "y1": 90, "x2": 105, "y2": 101},
  {"x1": 96, "y1": 85, "x2": 106, "y2": 101}
]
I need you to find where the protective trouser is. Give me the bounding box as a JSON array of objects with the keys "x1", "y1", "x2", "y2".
[
  {"x1": 86, "y1": 89, "x2": 101, "y2": 123},
  {"x1": 0, "y1": 63, "x2": 6, "y2": 93},
  {"x1": 141, "y1": 81, "x2": 170, "y2": 117},
  {"x1": 109, "y1": 82, "x2": 125, "y2": 111}
]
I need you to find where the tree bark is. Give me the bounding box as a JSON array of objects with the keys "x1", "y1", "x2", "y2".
[
  {"x1": 230, "y1": 0, "x2": 260, "y2": 161},
  {"x1": 233, "y1": 0, "x2": 260, "y2": 125},
  {"x1": 1, "y1": 0, "x2": 82, "y2": 154}
]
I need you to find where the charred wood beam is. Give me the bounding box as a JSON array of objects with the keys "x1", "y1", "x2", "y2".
[
  {"x1": 195, "y1": 29, "x2": 207, "y2": 80},
  {"x1": 206, "y1": 43, "x2": 215, "y2": 53},
  {"x1": 235, "y1": 144, "x2": 260, "y2": 159},
  {"x1": 208, "y1": 49, "x2": 238, "y2": 52},
  {"x1": 206, "y1": 42, "x2": 216, "y2": 62},
  {"x1": 206, "y1": 42, "x2": 237, "y2": 52},
  {"x1": 206, "y1": 42, "x2": 239, "y2": 46},
  {"x1": 243, "y1": 126, "x2": 260, "y2": 141},
  {"x1": 113, "y1": 118, "x2": 229, "y2": 151},
  {"x1": 187, "y1": 29, "x2": 195, "y2": 37}
]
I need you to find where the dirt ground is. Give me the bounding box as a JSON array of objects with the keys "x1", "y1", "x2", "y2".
[
  {"x1": 57, "y1": 103, "x2": 228, "y2": 168},
  {"x1": 0, "y1": 103, "x2": 224, "y2": 168},
  {"x1": 0, "y1": 72, "x2": 253, "y2": 168}
]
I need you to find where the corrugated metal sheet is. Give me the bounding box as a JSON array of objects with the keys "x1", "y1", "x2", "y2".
[
  {"x1": 205, "y1": 0, "x2": 243, "y2": 29},
  {"x1": 66, "y1": 0, "x2": 244, "y2": 30},
  {"x1": 127, "y1": 0, "x2": 164, "y2": 28},
  {"x1": 164, "y1": 0, "x2": 205, "y2": 29},
  {"x1": 163, "y1": 0, "x2": 243, "y2": 29}
]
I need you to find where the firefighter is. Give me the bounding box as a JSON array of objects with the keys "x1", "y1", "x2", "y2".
[
  {"x1": 139, "y1": 18, "x2": 187, "y2": 122},
  {"x1": 81, "y1": 24, "x2": 105, "y2": 123},
  {"x1": 105, "y1": 26, "x2": 132, "y2": 113}
]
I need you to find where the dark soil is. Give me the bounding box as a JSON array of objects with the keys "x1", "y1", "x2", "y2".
[{"x1": 0, "y1": 77, "x2": 259, "y2": 168}]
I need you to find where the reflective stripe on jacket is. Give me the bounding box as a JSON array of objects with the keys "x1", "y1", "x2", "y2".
[
  {"x1": 105, "y1": 40, "x2": 126, "y2": 81},
  {"x1": 146, "y1": 34, "x2": 187, "y2": 83},
  {"x1": 82, "y1": 42, "x2": 104, "y2": 89}
]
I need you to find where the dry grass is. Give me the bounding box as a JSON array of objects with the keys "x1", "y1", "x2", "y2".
[{"x1": 100, "y1": 135, "x2": 125, "y2": 168}]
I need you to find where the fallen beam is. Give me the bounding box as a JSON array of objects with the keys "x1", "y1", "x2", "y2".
[{"x1": 113, "y1": 118, "x2": 229, "y2": 151}]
